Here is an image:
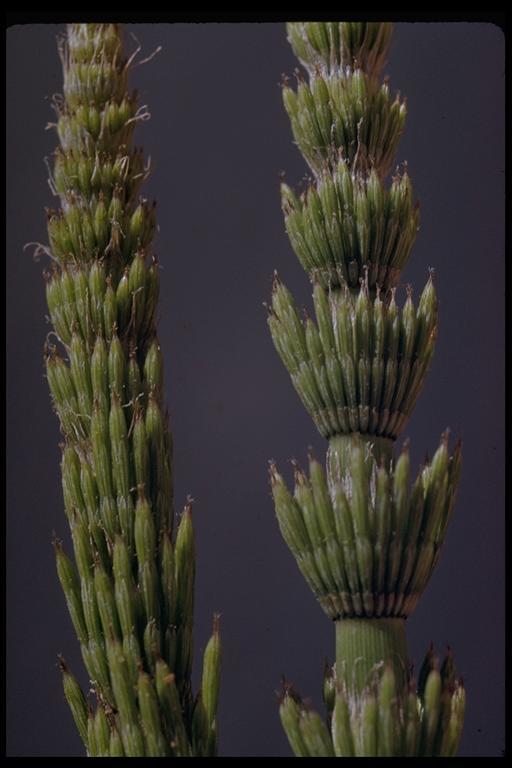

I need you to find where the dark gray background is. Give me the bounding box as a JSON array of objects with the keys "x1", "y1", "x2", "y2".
[{"x1": 6, "y1": 22, "x2": 505, "y2": 757}]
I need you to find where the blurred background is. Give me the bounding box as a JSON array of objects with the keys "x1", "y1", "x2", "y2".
[{"x1": 6, "y1": 20, "x2": 504, "y2": 757}]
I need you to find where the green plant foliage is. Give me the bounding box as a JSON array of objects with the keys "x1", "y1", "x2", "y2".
[
  {"x1": 279, "y1": 647, "x2": 465, "y2": 757},
  {"x1": 287, "y1": 22, "x2": 393, "y2": 79},
  {"x1": 42, "y1": 24, "x2": 220, "y2": 756},
  {"x1": 268, "y1": 273, "x2": 436, "y2": 439},
  {"x1": 271, "y1": 432, "x2": 461, "y2": 621},
  {"x1": 280, "y1": 163, "x2": 418, "y2": 291},
  {"x1": 269, "y1": 21, "x2": 464, "y2": 756}
]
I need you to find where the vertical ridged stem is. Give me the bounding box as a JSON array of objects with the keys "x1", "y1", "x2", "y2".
[
  {"x1": 336, "y1": 618, "x2": 407, "y2": 694},
  {"x1": 273, "y1": 21, "x2": 465, "y2": 756},
  {"x1": 328, "y1": 434, "x2": 395, "y2": 475}
]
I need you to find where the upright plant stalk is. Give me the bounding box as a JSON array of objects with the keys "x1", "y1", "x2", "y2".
[
  {"x1": 42, "y1": 24, "x2": 220, "y2": 757},
  {"x1": 268, "y1": 22, "x2": 465, "y2": 757}
]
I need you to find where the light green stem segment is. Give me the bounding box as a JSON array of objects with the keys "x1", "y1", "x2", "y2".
[
  {"x1": 335, "y1": 618, "x2": 408, "y2": 694},
  {"x1": 328, "y1": 433, "x2": 395, "y2": 474}
]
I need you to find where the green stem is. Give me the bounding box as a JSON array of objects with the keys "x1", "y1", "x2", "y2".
[
  {"x1": 335, "y1": 618, "x2": 408, "y2": 694},
  {"x1": 328, "y1": 434, "x2": 395, "y2": 476}
]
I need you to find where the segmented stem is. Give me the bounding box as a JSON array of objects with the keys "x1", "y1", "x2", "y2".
[
  {"x1": 43, "y1": 24, "x2": 220, "y2": 756},
  {"x1": 270, "y1": 21, "x2": 464, "y2": 757}
]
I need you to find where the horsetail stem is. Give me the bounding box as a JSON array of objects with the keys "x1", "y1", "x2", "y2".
[{"x1": 270, "y1": 21, "x2": 464, "y2": 756}]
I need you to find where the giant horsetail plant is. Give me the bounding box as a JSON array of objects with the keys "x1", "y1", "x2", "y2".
[
  {"x1": 42, "y1": 24, "x2": 220, "y2": 756},
  {"x1": 268, "y1": 22, "x2": 465, "y2": 757}
]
